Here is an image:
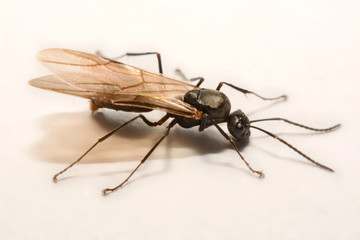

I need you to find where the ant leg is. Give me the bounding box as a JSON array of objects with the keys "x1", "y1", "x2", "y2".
[
  {"x1": 175, "y1": 68, "x2": 204, "y2": 87},
  {"x1": 53, "y1": 114, "x2": 170, "y2": 182},
  {"x1": 216, "y1": 82, "x2": 287, "y2": 101},
  {"x1": 96, "y1": 51, "x2": 163, "y2": 74},
  {"x1": 138, "y1": 114, "x2": 170, "y2": 127},
  {"x1": 102, "y1": 119, "x2": 177, "y2": 195},
  {"x1": 205, "y1": 115, "x2": 264, "y2": 178}
]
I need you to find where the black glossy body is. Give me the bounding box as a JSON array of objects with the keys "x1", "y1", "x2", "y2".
[
  {"x1": 92, "y1": 88, "x2": 251, "y2": 141},
  {"x1": 176, "y1": 88, "x2": 250, "y2": 140}
]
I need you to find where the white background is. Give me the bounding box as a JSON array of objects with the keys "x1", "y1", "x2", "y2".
[{"x1": 1, "y1": 1, "x2": 359, "y2": 239}]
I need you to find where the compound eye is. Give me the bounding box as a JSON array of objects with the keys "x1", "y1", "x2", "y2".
[
  {"x1": 236, "y1": 116, "x2": 243, "y2": 127},
  {"x1": 236, "y1": 121, "x2": 244, "y2": 130}
]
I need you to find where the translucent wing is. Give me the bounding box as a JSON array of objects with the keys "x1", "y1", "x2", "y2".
[
  {"x1": 29, "y1": 75, "x2": 116, "y2": 99},
  {"x1": 30, "y1": 49, "x2": 204, "y2": 119}
]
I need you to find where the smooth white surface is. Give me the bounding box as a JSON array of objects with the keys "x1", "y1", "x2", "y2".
[{"x1": 1, "y1": 1, "x2": 359, "y2": 239}]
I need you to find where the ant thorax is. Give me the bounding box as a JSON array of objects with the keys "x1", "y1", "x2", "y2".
[{"x1": 176, "y1": 89, "x2": 231, "y2": 129}]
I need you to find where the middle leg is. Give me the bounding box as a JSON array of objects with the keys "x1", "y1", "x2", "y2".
[
  {"x1": 53, "y1": 114, "x2": 170, "y2": 182},
  {"x1": 102, "y1": 119, "x2": 177, "y2": 195}
]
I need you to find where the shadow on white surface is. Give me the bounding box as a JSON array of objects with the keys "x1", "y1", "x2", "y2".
[
  {"x1": 29, "y1": 110, "x2": 250, "y2": 164},
  {"x1": 28, "y1": 109, "x2": 253, "y2": 184}
]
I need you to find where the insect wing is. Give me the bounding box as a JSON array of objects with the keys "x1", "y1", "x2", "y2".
[
  {"x1": 33, "y1": 49, "x2": 203, "y2": 119},
  {"x1": 29, "y1": 75, "x2": 115, "y2": 99}
]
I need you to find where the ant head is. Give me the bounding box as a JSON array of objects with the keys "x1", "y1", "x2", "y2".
[{"x1": 227, "y1": 110, "x2": 251, "y2": 140}]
